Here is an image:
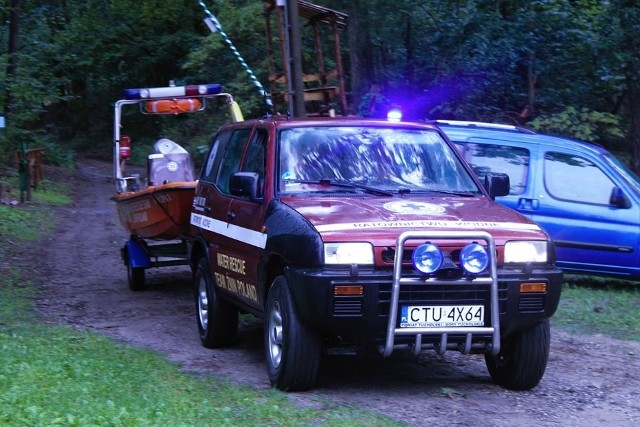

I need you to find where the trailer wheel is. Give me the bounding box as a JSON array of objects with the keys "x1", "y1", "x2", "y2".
[
  {"x1": 485, "y1": 320, "x2": 550, "y2": 390},
  {"x1": 265, "y1": 276, "x2": 321, "y2": 391},
  {"x1": 126, "y1": 253, "x2": 146, "y2": 291},
  {"x1": 195, "y1": 258, "x2": 238, "y2": 348}
]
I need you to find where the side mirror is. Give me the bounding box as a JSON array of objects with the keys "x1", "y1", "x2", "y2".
[
  {"x1": 609, "y1": 186, "x2": 631, "y2": 209},
  {"x1": 229, "y1": 172, "x2": 262, "y2": 201},
  {"x1": 484, "y1": 173, "x2": 510, "y2": 200}
]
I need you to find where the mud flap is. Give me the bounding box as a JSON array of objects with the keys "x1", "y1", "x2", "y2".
[{"x1": 124, "y1": 239, "x2": 152, "y2": 268}]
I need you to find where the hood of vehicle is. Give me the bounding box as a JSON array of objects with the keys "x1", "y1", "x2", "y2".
[{"x1": 281, "y1": 195, "x2": 546, "y2": 244}]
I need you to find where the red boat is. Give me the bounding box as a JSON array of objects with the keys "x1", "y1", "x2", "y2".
[
  {"x1": 112, "y1": 135, "x2": 199, "y2": 240},
  {"x1": 113, "y1": 181, "x2": 196, "y2": 240}
]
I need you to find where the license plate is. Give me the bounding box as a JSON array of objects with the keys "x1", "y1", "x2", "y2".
[{"x1": 400, "y1": 305, "x2": 484, "y2": 328}]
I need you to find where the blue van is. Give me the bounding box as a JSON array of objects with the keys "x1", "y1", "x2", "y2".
[{"x1": 437, "y1": 120, "x2": 640, "y2": 281}]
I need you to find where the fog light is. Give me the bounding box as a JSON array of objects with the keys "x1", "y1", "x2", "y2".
[
  {"x1": 412, "y1": 243, "x2": 443, "y2": 274},
  {"x1": 460, "y1": 243, "x2": 489, "y2": 274}
]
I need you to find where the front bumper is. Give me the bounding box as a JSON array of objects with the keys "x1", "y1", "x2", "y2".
[{"x1": 285, "y1": 231, "x2": 563, "y2": 356}]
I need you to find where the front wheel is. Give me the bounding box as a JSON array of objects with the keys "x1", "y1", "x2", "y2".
[
  {"x1": 265, "y1": 276, "x2": 321, "y2": 391},
  {"x1": 485, "y1": 320, "x2": 551, "y2": 390},
  {"x1": 194, "y1": 258, "x2": 238, "y2": 348}
]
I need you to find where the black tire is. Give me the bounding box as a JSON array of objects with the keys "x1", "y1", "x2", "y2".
[
  {"x1": 264, "y1": 276, "x2": 321, "y2": 391},
  {"x1": 194, "y1": 258, "x2": 238, "y2": 348},
  {"x1": 126, "y1": 254, "x2": 146, "y2": 291},
  {"x1": 485, "y1": 320, "x2": 551, "y2": 390}
]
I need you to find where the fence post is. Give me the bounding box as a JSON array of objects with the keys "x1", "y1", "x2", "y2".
[{"x1": 18, "y1": 142, "x2": 30, "y2": 202}]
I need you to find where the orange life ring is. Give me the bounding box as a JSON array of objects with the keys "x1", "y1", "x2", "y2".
[{"x1": 144, "y1": 98, "x2": 202, "y2": 114}]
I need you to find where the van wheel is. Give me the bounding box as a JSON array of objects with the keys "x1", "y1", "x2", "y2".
[
  {"x1": 194, "y1": 258, "x2": 238, "y2": 348},
  {"x1": 125, "y1": 250, "x2": 145, "y2": 291},
  {"x1": 485, "y1": 320, "x2": 550, "y2": 390},
  {"x1": 265, "y1": 276, "x2": 320, "y2": 391}
]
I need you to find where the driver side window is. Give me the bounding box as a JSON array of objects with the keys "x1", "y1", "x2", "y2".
[
  {"x1": 216, "y1": 129, "x2": 251, "y2": 195},
  {"x1": 242, "y1": 129, "x2": 267, "y2": 197}
]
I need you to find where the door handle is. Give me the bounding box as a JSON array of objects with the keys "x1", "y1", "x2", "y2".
[
  {"x1": 517, "y1": 198, "x2": 539, "y2": 210},
  {"x1": 226, "y1": 212, "x2": 236, "y2": 221}
]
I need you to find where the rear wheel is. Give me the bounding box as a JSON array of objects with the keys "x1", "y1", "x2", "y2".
[
  {"x1": 485, "y1": 320, "x2": 550, "y2": 390},
  {"x1": 264, "y1": 276, "x2": 321, "y2": 391},
  {"x1": 194, "y1": 258, "x2": 238, "y2": 348}
]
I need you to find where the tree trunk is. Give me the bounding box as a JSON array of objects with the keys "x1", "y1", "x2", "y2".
[
  {"x1": 527, "y1": 50, "x2": 536, "y2": 118},
  {"x1": 4, "y1": 0, "x2": 21, "y2": 115},
  {"x1": 403, "y1": 12, "x2": 414, "y2": 89},
  {"x1": 345, "y1": 0, "x2": 374, "y2": 114}
]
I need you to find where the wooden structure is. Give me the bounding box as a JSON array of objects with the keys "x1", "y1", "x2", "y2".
[
  {"x1": 15, "y1": 147, "x2": 45, "y2": 201},
  {"x1": 263, "y1": 0, "x2": 348, "y2": 116}
]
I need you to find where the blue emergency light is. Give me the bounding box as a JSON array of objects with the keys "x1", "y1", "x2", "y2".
[
  {"x1": 124, "y1": 83, "x2": 222, "y2": 100},
  {"x1": 412, "y1": 242, "x2": 489, "y2": 276},
  {"x1": 387, "y1": 108, "x2": 402, "y2": 122}
]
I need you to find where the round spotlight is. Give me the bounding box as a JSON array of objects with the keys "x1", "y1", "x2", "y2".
[
  {"x1": 412, "y1": 243, "x2": 443, "y2": 274},
  {"x1": 460, "y1": 243, "x2": 489, "y2": 274}
]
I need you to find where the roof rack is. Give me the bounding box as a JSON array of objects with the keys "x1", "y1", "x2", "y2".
[{"x1": 431, "y1": 120, "x2": 536, "y2": 135}]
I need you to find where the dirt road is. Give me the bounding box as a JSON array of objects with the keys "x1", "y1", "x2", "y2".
[{"x1": 35, "y1": 158, "x2": 640, "y2": 426}]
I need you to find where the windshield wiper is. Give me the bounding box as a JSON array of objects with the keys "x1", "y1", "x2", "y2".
[
  {"x1": 284, "y1": 178, "x2": 393, "y2": 196},
  {"x1": 425, "y1": 189, "x2": 478, "y2": 197}
]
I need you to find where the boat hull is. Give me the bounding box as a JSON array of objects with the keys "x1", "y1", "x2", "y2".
[{"x1": 113, "y1": 182, "x2": 196, "y2": 240}]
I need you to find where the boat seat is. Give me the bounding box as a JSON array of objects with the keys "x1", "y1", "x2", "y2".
[{"x1": 117, "y1": 174, "x2": 142, "y2": 193}]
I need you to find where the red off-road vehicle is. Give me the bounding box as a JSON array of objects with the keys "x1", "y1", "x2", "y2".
[{"x1": 189, "y1": 116, "x2": 562, "y2": 391}]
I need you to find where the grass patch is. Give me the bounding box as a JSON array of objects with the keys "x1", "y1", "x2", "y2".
[
  {"x1": 31, "y1": 179, "x2": 72, "y2": 205},
  {"x1": 0, "y1": 271, "x2": 37, "y2": 324},
  {"x1": 0, "y1": 179, "x2": 69, "y2": 242},
  {"x1": 0, "y1": 204, "x2": 46, "y2": 241},
  {"x1": 554, "y1": 281, "x2": 640, "y2": 341}
]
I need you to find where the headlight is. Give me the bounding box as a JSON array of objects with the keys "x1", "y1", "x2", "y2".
[
  {"x1": 324, "y1": 242, "x2": 374, "y2": 265},
  {"x1": 504, "y1": 241, "x2": 548, "y2": 263}
]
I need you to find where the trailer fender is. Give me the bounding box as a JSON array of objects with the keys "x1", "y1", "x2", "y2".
[{"x1": 124, "y1": 239, "x2": 152, "y2": 268}]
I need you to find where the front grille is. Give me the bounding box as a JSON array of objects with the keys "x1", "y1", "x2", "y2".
[
  {"x1": 378, "y1": 281, "x2": 491, "y2": 316},
  {"x1": 518, "y1": 295, "x2": 545, "y2": 312},
  {"x1": 333, "y1": 298, "x2": 363, "y2": 316},
  {"x1": 497, "y1": 281, "x2": 508, "y2": 314},
  {"x1": 330, "y1": 277, "x2": 513, "y2": 318}
]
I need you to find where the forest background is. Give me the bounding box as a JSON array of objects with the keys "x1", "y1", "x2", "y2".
[{"x1": 1, "y1": 0, "x2": 639, "y2": 172}]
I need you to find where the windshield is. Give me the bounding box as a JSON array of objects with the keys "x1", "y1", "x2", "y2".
[{"x1": 278, "y1": 126, "x2": 480, "y2": 195}]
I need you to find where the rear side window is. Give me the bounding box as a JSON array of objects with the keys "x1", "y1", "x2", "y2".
[
  {"x1": 454, "y1": 142, "x2": 529, "y2": 195},
  {"x1": 544, "y1": 152, "x2": 615, "y2": 205}
]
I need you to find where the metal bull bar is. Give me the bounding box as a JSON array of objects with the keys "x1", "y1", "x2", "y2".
[{"x1": 381, "y1": 230, "x2": 501, "y2": 358}]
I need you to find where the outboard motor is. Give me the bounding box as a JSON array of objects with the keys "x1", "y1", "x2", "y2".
[{"x1": 147, "y1": 138, "x2": 195, "y2": 185}]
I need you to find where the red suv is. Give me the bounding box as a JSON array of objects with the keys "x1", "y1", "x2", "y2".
[{"x1": 189, "y1": 116, "x2": 562, "y2": 391}]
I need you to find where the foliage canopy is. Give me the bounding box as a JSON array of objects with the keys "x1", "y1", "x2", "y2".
[{"x1": 1, "y1": 0, "x2": 639, "y2": 169}]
